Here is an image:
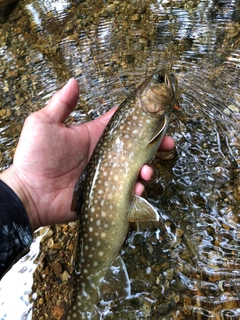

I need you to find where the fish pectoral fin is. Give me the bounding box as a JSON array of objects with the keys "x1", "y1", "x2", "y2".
[
  {"x1": 128, "y1": 195, "x2": 159, "y2": 222},
  {"x1": 148, "y1": 115, "x2": 168, "y2": 144},
  {"x1": 71, "y1": 168, "x2": 87, "y2": 214}
]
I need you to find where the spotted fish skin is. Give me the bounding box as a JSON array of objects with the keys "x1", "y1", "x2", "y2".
[{"x1": 65, "y1": 70, "x2": 178, "y2": 319}]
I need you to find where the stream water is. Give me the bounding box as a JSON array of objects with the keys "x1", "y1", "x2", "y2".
[{"x1": 0, "y1": 0, "x2": 240, "y2": 319}]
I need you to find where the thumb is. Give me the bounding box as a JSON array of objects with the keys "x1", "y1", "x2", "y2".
[{"x1": 42, "y1": 78, "x2": 79, "y2": 123}]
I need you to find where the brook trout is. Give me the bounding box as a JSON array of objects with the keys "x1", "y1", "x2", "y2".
[{"x1": 65, "y1": 69, "x2": 179, "y2": 319}]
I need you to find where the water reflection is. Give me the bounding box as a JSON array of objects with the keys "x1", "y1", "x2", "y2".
[
  {"x1": 0, "y1": 0, "x2": 239, "y2": 319},
  {"x1": 26, "y1": 0, "x2": 70, "y2": 26}
]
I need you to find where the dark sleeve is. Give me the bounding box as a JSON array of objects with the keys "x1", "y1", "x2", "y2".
[{"x1": 0, "y1": 180, "x2": 33, "y2": 279}]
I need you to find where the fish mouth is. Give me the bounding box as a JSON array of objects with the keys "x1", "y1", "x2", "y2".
[
  {"x1": 168, "y1": 73, "x2": 180, "y2": 110},
  {"x1": 169, "y1": 73, "x2": 179, "y2": 95}
]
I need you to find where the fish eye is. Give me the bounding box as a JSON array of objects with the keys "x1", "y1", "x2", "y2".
[{"x1": 154, "y1": 73, "x2": 165, "y2": 84}]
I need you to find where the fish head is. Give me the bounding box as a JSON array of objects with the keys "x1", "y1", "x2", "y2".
[{"x1": 139, "y1": 69, "x2": 179, "y2": 118}]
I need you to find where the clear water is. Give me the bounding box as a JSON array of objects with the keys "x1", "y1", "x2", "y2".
[{"x1": 0, "y1": 0, "x2": 239, "y2": 319}]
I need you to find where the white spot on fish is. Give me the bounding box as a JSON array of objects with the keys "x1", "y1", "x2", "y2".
[
  {"x1": 89, "y1": 227, "x2": 93, "y2": 232},
  {"x1": 107, "y1": 193, "x2": 112, "y2": 200}
]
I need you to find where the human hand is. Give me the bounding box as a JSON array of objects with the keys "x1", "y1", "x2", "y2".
[{"x1": 0, "y1": 79, "x2": 174, "y2": 232}]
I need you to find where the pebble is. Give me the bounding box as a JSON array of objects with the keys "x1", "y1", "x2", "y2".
[
  {"x1": 51, "y1": 306, "x2": 65, "y2": 319},
  {"x1": 0, "y1": 108, "x2": 11, "y2": 118},
  {"x1": 47, "y1": 238, "x2": 54, "y2": 248},
  {"x1": 228, "y1": 104, "x2": 239, "y2": 112},
  {"x1": 52, "y1": 261, "x2": 62, "y2": 275},
  {"x1": 61, "y1": 270, "x2": 70, "y2": 282},
  {"x1": 131, "y1": 13, "x2": 141, "y2": 21},
  {"x1": 223, "y1": 104, "x2": 239, "y2": 115}
]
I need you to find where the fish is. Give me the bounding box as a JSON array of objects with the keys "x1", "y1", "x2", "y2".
[{"x1": 64, "y1": 69, "x2": 179, "y2": 319}]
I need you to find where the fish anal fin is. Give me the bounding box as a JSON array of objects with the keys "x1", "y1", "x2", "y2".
[
  {"x1": 129, "y1": 195, "x2": 159, "y2": 222},
  {"x1": 88, "y1": 256, "x2": 131, "y2": 299}
]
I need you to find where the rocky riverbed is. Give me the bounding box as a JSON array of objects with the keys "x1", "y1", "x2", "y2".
[{"x1": 0, "y1": 0, "x2": 240, "y2": 319}]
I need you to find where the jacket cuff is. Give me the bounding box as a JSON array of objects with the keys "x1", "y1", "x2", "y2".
[{"x1": 0, "y1": 180, "x2": 33, "y2": 279}]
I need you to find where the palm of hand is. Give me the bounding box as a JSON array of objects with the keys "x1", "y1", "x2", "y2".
[{"x1": 13, "y1": 115, "x2": 88, "y2": 226}]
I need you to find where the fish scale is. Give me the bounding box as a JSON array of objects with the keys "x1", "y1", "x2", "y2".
[{"x1": 64, "y1": 69, "x2": 179, "y2": 319}]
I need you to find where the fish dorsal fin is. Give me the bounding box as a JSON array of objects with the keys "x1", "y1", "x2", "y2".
[
  {"x1": 128, "y1": 195, "x2": 159, "y2": 222},
  {"x1": 148, "y1": 115, "x2": 168, "y2": 144},
  {"x1": 71, "y1": 168, "x2": 87, "y2": 215}
]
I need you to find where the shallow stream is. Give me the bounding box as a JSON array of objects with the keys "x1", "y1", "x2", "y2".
[{"x1": 0, "y1": 0, "x2": 240, "y2": 319}]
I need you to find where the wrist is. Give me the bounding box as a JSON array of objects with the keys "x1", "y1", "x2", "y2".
[{"x1": 0, "y1": 166, "x2": 40, "y2": 232}]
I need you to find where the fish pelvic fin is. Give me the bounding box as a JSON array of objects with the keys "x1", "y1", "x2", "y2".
[{"x1": 128, "y1": 195, "x2": 159, "y2": 222}]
